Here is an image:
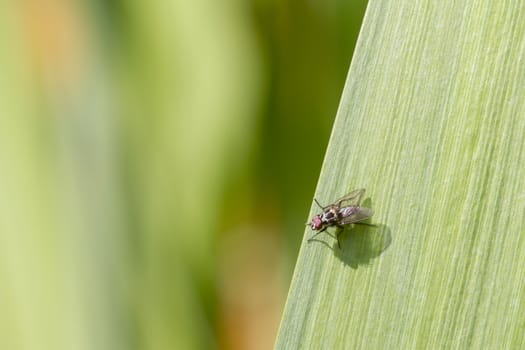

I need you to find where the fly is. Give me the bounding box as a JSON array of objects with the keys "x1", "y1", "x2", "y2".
[{"x1": 307, "y1": 188, "x2": 374, "y2": 248}]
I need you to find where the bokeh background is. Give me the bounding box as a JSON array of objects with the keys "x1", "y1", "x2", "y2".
[{"x1": 0, "y1": 1, "x2": 367, "y2": 349}]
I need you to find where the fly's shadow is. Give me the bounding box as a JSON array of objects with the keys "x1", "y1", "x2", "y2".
[{"x1": 334, "y1": 223, "x2": 391, "y2": 269}]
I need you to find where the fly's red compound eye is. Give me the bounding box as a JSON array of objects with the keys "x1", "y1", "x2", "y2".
[{"x1": 311, "y1": 216, "x2": 323, "y2": 230}]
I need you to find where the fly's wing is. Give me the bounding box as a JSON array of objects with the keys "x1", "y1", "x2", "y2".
[
  {"x1": 334, "y1": 189, "x2": 365, "y2": 208},
  {"x1": 339, "y1": 206, "x2": 373, "y2": 224}
]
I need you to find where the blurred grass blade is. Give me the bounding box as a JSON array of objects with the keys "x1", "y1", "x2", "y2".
[{"x1": 276, "y1": 1, "x2": 525, "y2": 349}]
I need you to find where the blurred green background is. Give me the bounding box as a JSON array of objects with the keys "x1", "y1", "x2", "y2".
[{"x1": 0, "y1": 1, "x2": 367, "y2": 349}]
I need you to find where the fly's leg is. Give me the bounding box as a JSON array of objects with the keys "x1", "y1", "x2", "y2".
[
  {"x1": 335, "y1": 189, "x2": 365, "y2": 208},
  {"x1": 335, "y1": 225, "x2": 345, "y2": 249},
  {"x1": 314, "y1": 198, "x2": 325, "y2": 210},
  {"x1": 307, "y1": 226, "x2": 327, "y2": 242}
]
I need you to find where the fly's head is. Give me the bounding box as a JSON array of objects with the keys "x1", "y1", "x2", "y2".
[{"x1": 310, "y1": 215, "x2": 324, "y2": 231}]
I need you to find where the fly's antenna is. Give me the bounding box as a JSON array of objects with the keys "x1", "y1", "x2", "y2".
[{"x1": 314, "y1": 198, "x2": 324, "y2": 209}]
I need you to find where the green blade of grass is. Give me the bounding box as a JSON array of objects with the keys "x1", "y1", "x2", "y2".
[{"x1": 276, "y1": 1, "x2": 525, "y2": 349}]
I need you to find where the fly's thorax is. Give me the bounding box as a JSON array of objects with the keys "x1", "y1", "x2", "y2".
[{"x1": 321, "y1": 206, "x2": 340, "y2": 225}]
